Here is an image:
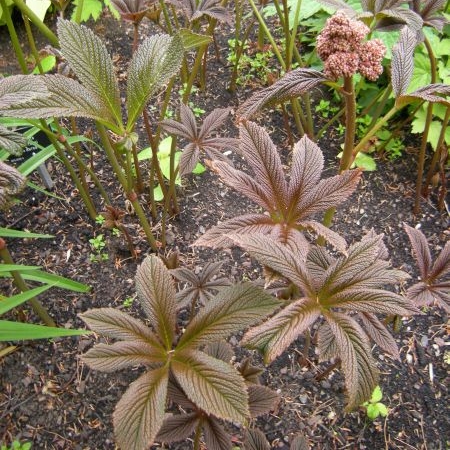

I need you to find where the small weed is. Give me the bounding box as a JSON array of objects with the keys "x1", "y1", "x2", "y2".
[
  {"x1": 1, "y1": 440, "x2": 32, "y2": 450},
  {"x1": 315, "y1": 99, "x2": 339, "y2": 119},
  {"x1": 89, "y1": 234, "x2": 109, "y2": 263},
  {"x1": 362, "y1": 386, "x2": 388, "y2": 420}
]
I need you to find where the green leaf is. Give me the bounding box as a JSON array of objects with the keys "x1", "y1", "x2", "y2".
[
  {"x1": 113, "y1": 366, "x2": 169, "y2": 450},
  {"x1": 126, "y1": 34, "x2": 184, "y2": 130},
  {"x1": 26, "y1": 0, "x2": 51, "y2": 21},
  {"x1": 366, "y1": 403, "x2": 380, "y2": 420},
  {"x1": 135, "y1": 256, "x2": 177, "y2": 350},
  {"x1": 0, "y1": 227, "x2": 52, "y2": 238},
  {"x1": 172, "y1": 349, "x2": 249, "y2": 422},
  {"x1": 57, "y1": 19, "x2": 122, "y2": 128},
  {"x1": 0, "y1": 320, "x2": 88, "y2": 341},
  {"x1": 372, "y1": 30, "x2": 399, "y2": 60},
  {"x1": 179, "y1": 28, "x2": 213, "y2": 50},
  {"x1": 0, "y1": 264, "x2": 40, "y2": 273},
  {"x1": 0, "y1": 284, "x2": 53, "y2": 315},
  {"x1": 71, "y1": 0, "x2": 104, "y2": 22},
  {"x1": 354, "y1": 153, "x2": 376, "y2": 171},
  {"x1": 177, "y1": 282, "x2": 280, "y2": 350},
  {"x1": 377, "y1": 403, "x2": 388, "y2": 417},
  {"x1": 192, "y1": 161, "x2": 206, "y2": 174},
  {"x1": 371, "y1": 385, "x2": 383, "y2": 403},
  {"x1": 408, "y1": 52, "x2": 431, "y2": 94},
  {"x1": 32, "y1": 55, "x2": 56, "y2": 74},
  {"x1": 10, "y1": 269, "x2": 89, "y2": 292}
]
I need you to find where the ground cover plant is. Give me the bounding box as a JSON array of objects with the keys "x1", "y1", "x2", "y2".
[{"x1": 0, "y1": 0, "x2": 449, "y2": 449}]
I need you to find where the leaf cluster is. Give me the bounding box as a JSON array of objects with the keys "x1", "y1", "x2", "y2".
[
  {"x1": 80, "y1": 255, "x2": 280, "y2": 449},
  {"x1": 195, "y1": 120, "x2": 361, "y2": 251}
]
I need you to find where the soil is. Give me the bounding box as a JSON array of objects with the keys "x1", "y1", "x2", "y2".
[{"x1": 1, "y1": 9, "x2": 449, "y2": 450}]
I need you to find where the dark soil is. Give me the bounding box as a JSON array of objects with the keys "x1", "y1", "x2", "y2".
[{"x1": 1, "y1": 9, "x2": 449, "y2": 450}]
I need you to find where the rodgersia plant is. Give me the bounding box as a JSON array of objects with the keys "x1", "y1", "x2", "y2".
[
  {"x1": 80, "y1": 255, "x2": 280, "y2": 449},
  {"x1": 228, "y1": 231, "x2": 418, "y2": 410}
]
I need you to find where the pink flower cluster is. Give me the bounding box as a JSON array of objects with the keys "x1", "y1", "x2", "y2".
[{"x1": 316, "y1": 12, "x2": 386, "y2": 81}]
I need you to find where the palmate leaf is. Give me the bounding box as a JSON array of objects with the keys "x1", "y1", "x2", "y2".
[
  {"x1": 155, "y1": 412, "x2": 199, "y2": 443},
  {"x1": 0, "y1": 74, "x2": 48, "y2": 108},
  {"x1": 358, "y1": 312, "x2": 400, "y2": 359},
  {"x1": 171, "y1": 349, "x2": 249, "y2": 422},
  {"x1": 242, "y1": 297, "x2": 321, "y2": 363},
  {"x1": 135, "y1": 255, "x2": 177, "y2": 350},
  {"x1": 391, "y1": 26, "x2": 419, "y2": 98},
  {"x1": 113, "y1": 366, "x2": 169, "y2": 450},
  {"x1": 0, "y1": 126, "x2": 27, "y2": 156},
  {"x1": 177, "y1": 281, "x2": 280, "y2": 350},
  {"x1": 81, "y1": 341, "x2": 165, "y2": 372},
  {"x1": 79, "y1": 308, "x2": 162, "y2": 346},
  {"x1": 2, "y1": 75, "x2": 117, "y2": 128},
  {"x1": 322, "y1": 311, "x2": 379, "y2": 409},
  {"x1": 57, "y1": 19, "x2": 122, "y2": 127},
  {"x1": 237, "y1": 69, "x2": 329, "y2": 119},
  {"x1": 126, "y1": 34, "x2": 183, "y2": 129}
]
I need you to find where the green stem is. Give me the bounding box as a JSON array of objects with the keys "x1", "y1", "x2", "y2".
[
  {"x1": 414, "y1": 36, "x2": 437, "y2": 214},
  {"x1": 0, "y1": 241, "x2": 55, "y2": 327},
  {"x1": 288, "y1": 0, "x2": 302, "y2": 68},
  {"x1": 1, "y1": 0, "x2": 28, "y2": 73},
  {"x1": 74, "y1": 0, "x2": 84, "y2": 24},
  {"x1": 96, "y1": 122, "x2": 159, "y2": 251},
  {"x1": 12, "y1": 0, "x2": 59, "y2": 46}
]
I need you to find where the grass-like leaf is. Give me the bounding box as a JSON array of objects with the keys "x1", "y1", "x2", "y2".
[
  {"x1": 126, "y1": 34, "x2": 183, "y2": 129},
  {"x1": 113, "y1": 366, "x2": 169, "y2": 450},
  {"x1": 177, "y1": 282, "x2": 280, "y2": 350},
  {"x1": 0, "y1": 320, "x2": 88, "y2": 341},
  {"x1": 135, "y1": 255, "x2": 177, "y2": 350},
  {"x1": 57, "y1": 19, "x2": 122, "y2": 127}
]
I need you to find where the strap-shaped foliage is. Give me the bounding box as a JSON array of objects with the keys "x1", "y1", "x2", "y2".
[
  {"x1": 231, "y1": 231, "x2": 417, "y2": 409},
  {"x1": 195, "y1": 121, "x2": 360, "y2": 251},
  {"x1": 58, "y1": 19, "x2": 122, "y2": 127},
  {"x1": 126, "y1": 34, "x2": 183, "y2": 130},
  {"x1": 80, "y1": 255, "x2": 280, "y2": 448},
  {"x1": 404, "y1": 223, "x2": 450, "y2": 311}
]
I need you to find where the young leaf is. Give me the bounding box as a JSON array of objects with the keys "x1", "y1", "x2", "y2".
[
  {"x1": 57, "y1": 19, "x2": 122, "y2": 127},
  {"x1": 243, "y1": 429, "x2": 270, "y2": 450},
  {"x1": 202, "y1": 416, "x2": 232, "y2": 450},
  {"x1": 135, "y1": 255, "x2": 177, "y2": 350},
  {"x1": 81, "y1": 341, "x2": 165, "y2": 372},
  {"x1": 155, "y1": 412, "x2": 199, "y2": 443},
  {"x1": 242, "y1": 297, "x2": 321, "y2": 363},
  {"x1": 126, "y1": 34, "x2": 184, "y2": 129},
  {"x1": 322, "y1": 312, "x2": 379, "y2": 409},
  {"x1": 391, "y1": 26, "x2": 418, "y2": 98},
  {"x1": 177, "y1": 282, "x2": 280, "y2": 350},
  {"x1": 171, "y1": 349, "x2": 249, "y2": 422},
  {"x1": 0, "y1": 74, "x2": 48, "y2": 108},
  {"x1": 237, "y1": 69, "x2": 329, "y2": 120},
  {"x1": 79, "y1": 308, "x2": 163, "y2": 346},
  {"x1": 113, "y1": 366, "x2": 169, "y2": 450}
]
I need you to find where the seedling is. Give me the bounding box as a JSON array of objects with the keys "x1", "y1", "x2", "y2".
[
  {"x1": 122, "y1": 296, "x2": 135, "y2": 308},
  {"x1": 362, "y1": 386, "x2": 388, "y2": 420},
  {"x1": 1, "y1": 440, "x2": 32, "y2": 450},
  {"x1": 89, "y1": 234, "x2": 109, "y2": 263}
]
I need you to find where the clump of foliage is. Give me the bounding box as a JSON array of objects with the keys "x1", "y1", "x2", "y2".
[
  {"x1": 80, "y1": 255, "x2": 280, "y2": 449},
  {"x1": 404, "y1": 223, "x2": 450, "y2": 312},
  {"x1": 227, "y1": 230, "x2": 417, "y2": 410},
  {"x1": 195, "y1": 120, "x2": 361, "y2": 251}
]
